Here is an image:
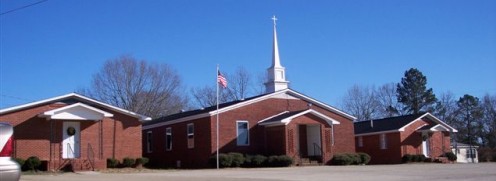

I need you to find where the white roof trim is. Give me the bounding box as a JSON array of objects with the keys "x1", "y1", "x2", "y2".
[
  {"x1": 39, "y1": 103, "x2": 113, "y2": 121},
  {"x1": 355, "y1": 130, "x2": 400, "y2": 137},
  {"x1": 210, "y1": 89, "x2": 356, "y2": 120},
  {"x1": 143, "y1": 89, "x2": 353, "y2": 130},
  {"x1": 398, "y1": 113, "x2": 457, "y2": 133},
  {"x1": 0, "y1": 93, "x2": 151, "y2": 121},
  {"x1": 430, "y1": 124, "x2": 450, "y2": 131},
  {"x1": 257, "y1": 111, "x2": 289, "y2": 124},
  {"x1": 259, "y1": 109, "x2": 340, "y2": 126},
  {"x1": 416, "y1": 124, "x2": 450, "y2": 132},
  {"x1": 142, "y1": 113, "x2": 208, "y2": 130}
]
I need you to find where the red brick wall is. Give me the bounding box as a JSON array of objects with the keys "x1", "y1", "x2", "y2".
[
  {"x1": 356, "y1": 132, "x2": 402, "y2": 164},
  {"x1": 143, "y1": 97, "x2": 355, "y2": 168},
  {"x1": 0, "y1": 102, "x2": 142, "y2": 171},
  {"x1": 143, "y1": 116, "x2": 213, "y2": 168}
]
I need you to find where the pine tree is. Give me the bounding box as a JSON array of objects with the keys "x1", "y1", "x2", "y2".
[{"x1": 396, "y1": 68, "x2": 437, "y2": 114}]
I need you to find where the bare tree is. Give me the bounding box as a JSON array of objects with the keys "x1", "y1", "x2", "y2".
[
  {"x1": 376, "y1": 83, "x2": 405, "y2": 117},
  {"x1": 190, "y1": 85, "x2": 230, "y2": 108},
  {"x1": 191, "y1": 66, "x2": 258, "y2": 108},
  {"x1": 481, "y1": 94, "x2": 496, "y2": 148},
  {"x1": 433, "y1": 92, "x2": 459, "y2": 126},
  {"x1": 254, "y1": 71, "x2": 268, "y2": 95},
  {"x1": 341, "y1": 85, "x2": 379, "y2": 121},
  {"x1": 225, "y1": 66, "x2": 252, "y2": 100},
  {"x1": 82, "y1": 55, "x2": 188, "y2": 118}
]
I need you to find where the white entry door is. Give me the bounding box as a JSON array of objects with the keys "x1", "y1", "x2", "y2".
[
  {"x1": 422, "y1": 134, "x2": 430, "y2": 157},
  {"x1": 307, "y1": 125, "x2": 322, "y2": 156},
  {"x1": 62, "y1": 122, "x2": 80, "y2": 159}
]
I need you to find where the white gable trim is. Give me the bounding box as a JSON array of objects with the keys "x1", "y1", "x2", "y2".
[
  {"x1": 355, "y1": 130, "x2": 400, "y2": 137},
  {"x1": 259, "y1": 109, "x2": 340, "y2": 127},
  {"x1": 398, "y1": 113, "x2": 458, "y2": 132},
  {"x1": 39, "y1": 103, "x2": 113, "y2": 121},
  {"x1": 143, "y1": 89, "x2": 353, "y2": 130},
  {"x1": 0, "y1": 93, "x2": 151, "y2": 121},
  {"x1": 210, "y1": 89, "x2": 356, "y2": 120},
  {"x1": 257, "y1": 111, "x2": 289, "y2": 124},
  {"x1": 142, "y1": 113, "x2": 209, "y2": 130}
]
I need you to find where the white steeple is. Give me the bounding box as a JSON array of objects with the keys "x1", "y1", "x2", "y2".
[{"x1": 265, "y1": 15, "x2": 289, "y2": 93}]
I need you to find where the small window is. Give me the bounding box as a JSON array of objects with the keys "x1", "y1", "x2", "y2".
[
  {"x1": 358, "y1": 136, "x2": 363, "y2": 147},
  {"x1": 466, "y1": 148, "x2": 476, "y2": 158},
  {"x1": 165, "y1": 127, "x2": 172, "y2": 151},
  {"x1": 146, "y1": 131, "x2": 153, "y2": 153},
  {"x1": 187, "y1": 123, "x2": 194, "y2": 149},
  {"x1": 236, "y1": 121, "x2": 249, "y2": 146},
  {"x1": 380, "y1": 134, "x2": 387, "y2": 149}
]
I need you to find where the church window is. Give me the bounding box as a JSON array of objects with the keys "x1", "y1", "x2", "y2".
[
  {"x1": 146, "y1": 131, "x2": 153, "y2": 153},
  {"x1": 236, "y1": 121, "x2": 249, "y2": 146},
  {"x1": 187, "y1": 123, "x2": 194, "y2": 149},
  {"x1": 380, "y1": 134, "x2": 387, "y2": 149},
  {"x1": 165, "y1": 127, "x2": 172, "y2": 151}
]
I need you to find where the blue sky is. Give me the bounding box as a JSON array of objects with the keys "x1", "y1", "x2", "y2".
[{"x1": 1, "y1": 0, "x2": 495, "y2": 109}]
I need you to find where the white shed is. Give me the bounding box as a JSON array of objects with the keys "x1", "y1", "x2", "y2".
[{"x1": 451, "y1": 142, "x2": 479, "y2": 163}]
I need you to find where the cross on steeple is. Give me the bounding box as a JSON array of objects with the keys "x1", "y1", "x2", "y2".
[{"x1": 272, "y1": 15, "x2": 277, "y2": 26}]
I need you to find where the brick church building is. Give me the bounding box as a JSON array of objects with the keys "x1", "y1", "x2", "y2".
[
  {"x1": 142, "y1": 17, "x2": 356, "y2": 168},
  {"x1": 354, "y1": 113, "x2": 457, "y2": 164},
  {"x1": 0, "y1": 93, "x2": 150, "y2": 171}
]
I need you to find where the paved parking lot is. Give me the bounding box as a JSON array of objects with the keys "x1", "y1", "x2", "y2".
[{"x1": 21, "y1": 163, "x2": 496, "y2": 181}]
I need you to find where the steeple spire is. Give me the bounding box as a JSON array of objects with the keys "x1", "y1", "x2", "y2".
[
  {"x1": 265, "y1": 15, "x2": 289, "y2": 93},
  {"x1": 271, "y1": 15, "x2": 282, "y2": 68}
]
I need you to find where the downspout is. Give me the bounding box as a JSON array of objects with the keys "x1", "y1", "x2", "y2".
[
  {"x1": 49, "y1": 119, "x2": 53, "y2": 171},
  {"x1": 113, "y1": 119, "x2": 116, "y2": 159}
]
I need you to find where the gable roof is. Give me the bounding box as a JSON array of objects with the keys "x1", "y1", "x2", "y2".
[
  {"x1": 39, "y1": 102, "x2": 114, "y2": 121},
  {"x1": 0, "y1": 93, "x2": 151, "y2": 121},
  {"x1": 354, "y1": 112, "x2": 457, "y2": 136},
  {"x1": 143, "y1": 89, "x2": 355, "y2": 130},
  {"x1": 258, "y1": 109, "x2": 340, "y2": 127}
]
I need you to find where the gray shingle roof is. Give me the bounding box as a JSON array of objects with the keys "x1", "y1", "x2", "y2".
[{"x1": 354, "y1": 113, "x2": 425, "y2": 135}]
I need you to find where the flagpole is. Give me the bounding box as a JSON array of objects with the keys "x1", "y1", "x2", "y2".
[{"x1": 216, "y1": 65, "x2": 220, "y2": 169}]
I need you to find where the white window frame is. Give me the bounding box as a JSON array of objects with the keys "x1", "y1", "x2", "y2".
[
  {"x1": 165, "y1": 127, "x2": 172, "y2": 151},
  {"x1": 358, "y1": 136, "x2": 363, "y2": 147},
  {"x1": 380, "y1": 134, "x2": 387, "y2": 149},
  {"x1": 187, "y1": 123, "x2": 194, "y2": 149},
  {"x1": 146, "y1": 131, "x2": 153, "y2": 153},
  {"x1": 236, "y1": 121, "x2": 250, "y2": 146}
]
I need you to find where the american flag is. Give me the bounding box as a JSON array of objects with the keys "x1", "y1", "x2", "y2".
[{"x1": 217, "y1": 70, "x2": 227, "y2": 88}]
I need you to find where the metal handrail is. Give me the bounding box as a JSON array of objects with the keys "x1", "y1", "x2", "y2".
[
  {"x1": 67, "y1": 143, "x2": 75, "y2": 159},
  {"x1": 87, "y1": 143, "x2": 95, "y2": 171},
  {"x1": 313, "y1": 142, "x2": 322, "y2": 156},
  {"x1": 67, "y1": 143, "x2": 75, "y2": 172},
  {"x1": 313, "y1": 142, "x2": 323, "y2": 163}
]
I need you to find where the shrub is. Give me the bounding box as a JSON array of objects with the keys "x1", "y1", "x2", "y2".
[
  {"x1": 13, "y1": 158, "x2": 25, "y2": 168},
  {"x1": 107, "y1": 158, "x2": 119, "y2": 168},
  {"x1": 244, "y1": 154, "x2": 267, "y2": 167},
  {"x1": 417, "y1": 154, "x2": 426, "y2": 162},
  {"x1": 402, "y1": 154, "x2": 413, "y2": 163},
  {"x1": 209, "y1": 153, "x2": 232, "y2": 168},
  {"x1": 349, "y1": 153, "x2": 362, "y2": 165},
  {"x1": 25, "y1": 156, "x2": 41, "y2": 171},
  {"x1": 228, "y1": 152, "x2": 245, "y2": 167},
  {"x1": 267, "y1": 155, "x2": 293, "y2": 167},
  {"x1": 332, "y1": 154, "x2": 353, "y2": 165},
  {"x1": 358, "y1": 152, "x2": 371, "y2": 165},
  {"x1": 444, "y1": 152, "x2": 457, "y2": 161},
  {"x1": 122, "y1": 157, "x2": 136, "y2": 167},
  {"x1": 136, "y1": 157, "x2": 149, "y2": 166}
]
